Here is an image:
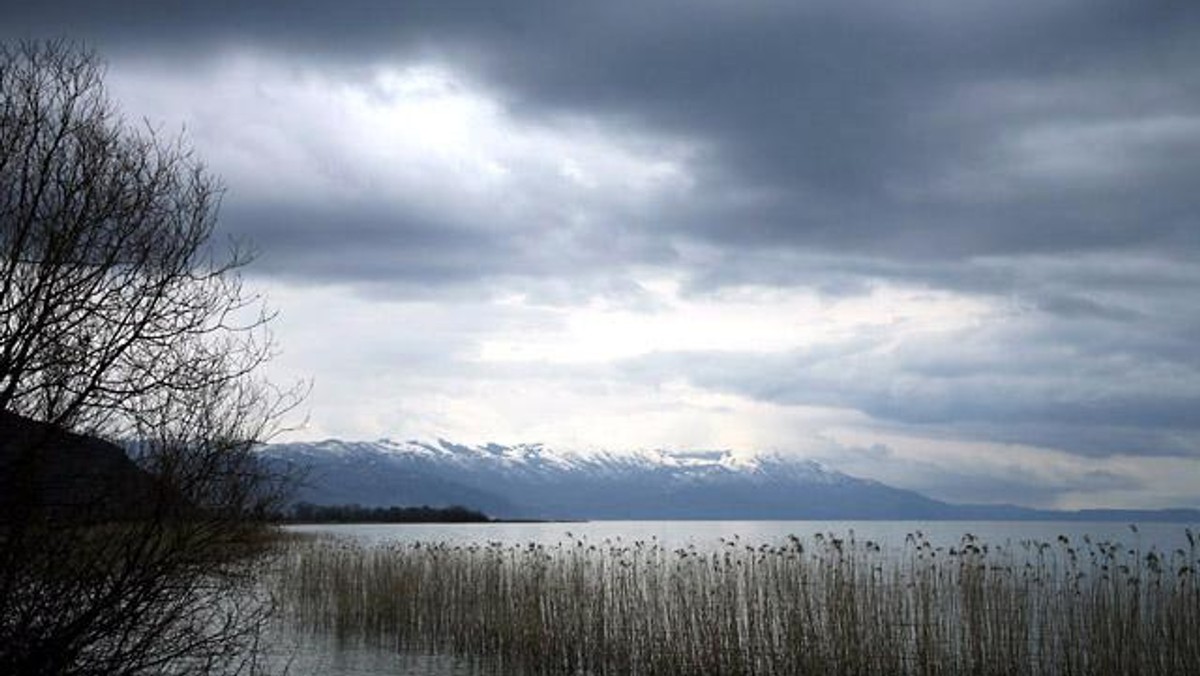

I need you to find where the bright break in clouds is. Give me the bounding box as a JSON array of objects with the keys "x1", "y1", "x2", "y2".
[{"x1": 3, "y1": 1, "x2": 1198, "y2": 509}]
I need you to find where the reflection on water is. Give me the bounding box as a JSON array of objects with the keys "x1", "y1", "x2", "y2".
[
  {"x1": 267, "y1": 630, "x2": 489, "y2": 676},
  {"x1": 285, "y1": 519, "x2": 1194, "y2": 554}
]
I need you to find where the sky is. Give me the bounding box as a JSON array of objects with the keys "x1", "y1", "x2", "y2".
[{"x1": 3, "y1": 1, "x2": 1198, "y2": 510}]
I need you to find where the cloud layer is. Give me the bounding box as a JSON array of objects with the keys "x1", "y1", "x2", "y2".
[{"x1": 3, "y1": 1, "x2": 1197, "y2": 508}]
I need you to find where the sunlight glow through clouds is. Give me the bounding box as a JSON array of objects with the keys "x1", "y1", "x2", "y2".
[
  {"x1": 477, "y1": 280, "x2": 993, "y2": 364},
  {"x1": 110, "y1": 49, "x2": 1148, "y2": 513},
  {"x1": 109, "y1": 51, "x2": 695, "y2": 211},
  {"x1": 386, "y1": 376, "x2": 862, "y2": 457},
  {"x1": 260, "y1": 276, "x2": 995, "y2": 462},
  {"x1": 19, "y1": 1, "x2": 1194, "y2": 511}
]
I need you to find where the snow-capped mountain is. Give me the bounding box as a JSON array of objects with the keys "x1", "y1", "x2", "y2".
[{"x1": 260, "y1": 439, "x2": 956, "y2": 519}]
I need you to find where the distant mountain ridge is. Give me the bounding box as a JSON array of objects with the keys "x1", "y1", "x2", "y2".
[{"x1": 260, "y1": 438, "x2": 1200, "y2": 522}]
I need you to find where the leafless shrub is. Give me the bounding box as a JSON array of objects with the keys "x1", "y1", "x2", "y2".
[{"x1": 1, "y1": 40, "x2": 303, "y2": 675}]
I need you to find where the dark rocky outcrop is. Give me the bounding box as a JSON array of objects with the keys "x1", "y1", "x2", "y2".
[{"x1": 0, "y1": 411, "x2": 161, "y2": 524}]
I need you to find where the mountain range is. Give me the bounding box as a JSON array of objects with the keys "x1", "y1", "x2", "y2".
[{"x1": 260, "y1": 439, "x2": 1200, "y2": 522}]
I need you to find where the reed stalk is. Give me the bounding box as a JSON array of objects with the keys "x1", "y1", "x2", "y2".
[{"x1": 274, "y1": 528, "x2": 1200, "y2": 675}]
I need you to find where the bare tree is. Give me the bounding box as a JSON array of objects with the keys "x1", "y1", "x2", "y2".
[{"x1": 1, "y1": 41, "x2": 303, "y2": 675}]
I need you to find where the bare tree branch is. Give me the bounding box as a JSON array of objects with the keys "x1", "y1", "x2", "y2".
[{"x1": 1, "y1": 40, "x2": 305, "y2": 675}]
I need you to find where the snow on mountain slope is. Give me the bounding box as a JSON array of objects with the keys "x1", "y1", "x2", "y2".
[{"x1": 260, "y1": 439, "x2": 950, "y2": 519}]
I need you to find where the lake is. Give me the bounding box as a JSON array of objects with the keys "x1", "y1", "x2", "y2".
[
  {"x1": 284, "y1": 518, "x2": 1195, "y2": 553},
  {"x1": 270, "y1": 520, "x2": 1198, "y2": 675}
]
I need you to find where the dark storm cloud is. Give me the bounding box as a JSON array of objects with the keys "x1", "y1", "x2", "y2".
[
  {"x1": 221, "y1": 192, "x2": 681, "y2": 298},
  {"x1": 5, "y1": 1, "x2": 1199, "y2": 270},
  {"x1": 395, "y1": 1, "x2": 1200, "y2": 263},
  {"x1": 223, "y1": 201, "x2": 519, "y2": 287},
  {"x1": 4, "y1": 2, "x2": 1200, "y2": 477}
]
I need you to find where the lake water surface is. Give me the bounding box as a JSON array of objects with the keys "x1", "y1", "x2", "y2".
[{"x1": 285, "y1": 519, "x2": 1195, "y2": 553}]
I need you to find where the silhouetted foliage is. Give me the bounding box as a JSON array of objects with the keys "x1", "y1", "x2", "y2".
[
  {"x1": 287, "y1": 502, "x2": 490, "y2": 524},
  {"x1": 1, "y1": 40, "x2": 303, "y2": 675}
]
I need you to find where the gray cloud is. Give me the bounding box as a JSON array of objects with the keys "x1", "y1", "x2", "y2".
[
  {"x1": 619, "y1": 303, "x2": 1200, "y2": 459},
  {"x1": 801, "y1": 438, "x2": 1148, "y2": 508},
  {"x1": 6, "y1": 1, "x2": 1199, "y2": 275},
  {"x1": 3, "y1": 2, "x2": 1198, "y2": 504}
]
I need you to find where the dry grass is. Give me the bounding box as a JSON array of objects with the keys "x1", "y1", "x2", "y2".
[{"x1": 274, "y1": 528, "x2": 1199, "y2": 675}]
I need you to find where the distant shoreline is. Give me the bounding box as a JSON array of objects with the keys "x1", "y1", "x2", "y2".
[
  {"x1": 278, "y1": 502, "x2": 491, "y2": 524},
  {"x1": 279, "y1": 521, "x2": 477, "y2": 525},
  {"x1": 276, "y1": 500, "x2": 1200, "y2": 525}
]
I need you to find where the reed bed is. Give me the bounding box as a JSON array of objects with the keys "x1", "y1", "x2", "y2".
[{"x1": 275, "y1": 528, "x2": 1199, "y2": 675}]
